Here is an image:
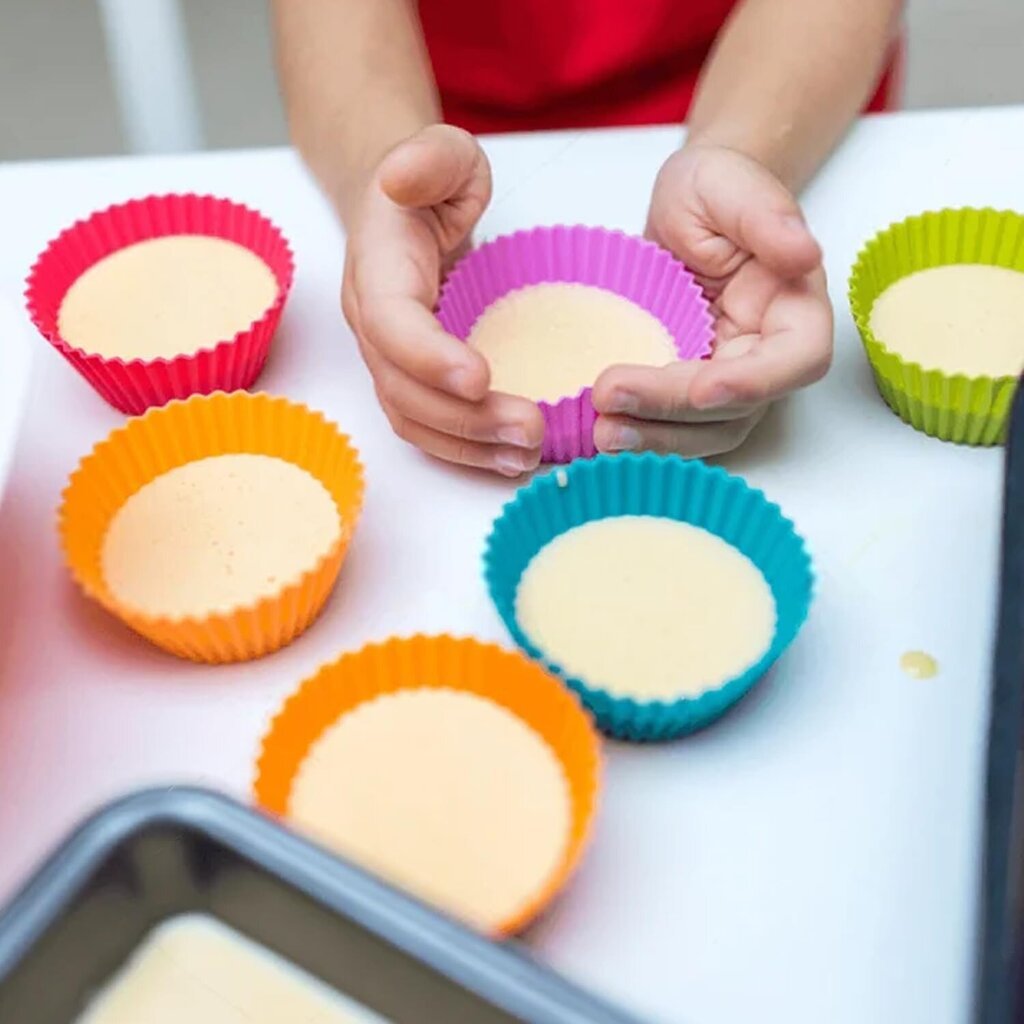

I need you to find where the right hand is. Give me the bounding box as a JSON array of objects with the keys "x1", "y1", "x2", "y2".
[{"x1": 343, "y1": 125, "x2": 544, "y2": 476}]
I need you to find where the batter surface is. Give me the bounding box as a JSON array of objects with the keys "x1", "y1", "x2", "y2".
[
  {"x1": 102, "y1": 453, "x2": 340, "y2": 618},
  {"x1": 869, "y1": 263, "x2": 1024, "y2": 377},
  {"x1": 467, "y1": 282, "x2": 677, "y2": 401},
  {"x1": 516, "y1": 516, "x2": 776, "y2": 700},
  {"x1": 59, "y1": 235, "x2": 277, "y2": 360},
  {"x1": 76, "y1": 914, "x2": 386, "y2": 1024},
  {"x1": 288, "y1": 689, "x2": 571, "y2": 931}
]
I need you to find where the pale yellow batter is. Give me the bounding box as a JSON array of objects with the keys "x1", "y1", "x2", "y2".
[
  {"x1": 516, "y1": 516, "x2": 776, "y2": 700},
  {"x1": 467, "y1": 282, "x2": 677, "y2": 401},
  {"x1": 76, "y1": 914, "x2": 387, "y2": 1024},
  {"x1": 59, "y1": 235, "x2": 277, "y2": 360},
  {"x1": 869, "y1": 263, "x2": 1024, "y2": 377},
  {"x1": 900, "y1": 650, "x2": 939, "y2": 680},
  {"x1": 288, "y1": 689, "x2": 571, "y2": 931},
  {"x1": 102, "y1": 453, "x2": 340, "y2": 618}
]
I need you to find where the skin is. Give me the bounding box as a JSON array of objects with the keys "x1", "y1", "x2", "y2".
[{"x1": 273, "y1": 0, "x2": 902, "y2": 474}]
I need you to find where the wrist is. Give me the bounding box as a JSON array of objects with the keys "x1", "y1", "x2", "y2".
[{"x1": 680, "y1": 131, "x2": 799, "y2": 193}]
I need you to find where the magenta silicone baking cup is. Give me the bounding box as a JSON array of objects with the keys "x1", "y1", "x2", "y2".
[
  {"x1": 436, "y1": 225, "x2": 715, "y2": 463},
  {"x1": 25, "y1": 194, "x2": 295, "y2": 415}
]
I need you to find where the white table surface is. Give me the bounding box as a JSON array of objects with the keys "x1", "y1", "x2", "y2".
[{"x1": 0, "y1": 106, "x2": 1016, "y2": 1024}]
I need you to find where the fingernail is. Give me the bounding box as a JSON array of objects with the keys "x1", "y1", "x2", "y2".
[
  {"x1": 783, "y1": 213, "x2": 807, "y2": 232},
  {"x1": 494, "y1": 452, "x2": 529, "y2": 477},
  {"x1": 496, "y1": 424, "x2": 530, "y2": 448},
  {"x1": 699, "y1": 384, "x2": 735, "y2": 409},
  {"x1": 605, "y1": 389, "x2": 638, "y2": 415},
  {"x1": 604, "y1": 425, "x2": 641, "y2": 452}
]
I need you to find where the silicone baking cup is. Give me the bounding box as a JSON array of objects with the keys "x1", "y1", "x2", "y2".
[
  {"x1": 253, "y1": 634, "x2": 601, "y2": 936},
  {"x1": 26, "y1": 194, "x2": 294, "y2": 414},
  {"x1": 436, "y1": 225, "x2": 714, "y2": 463},
  {"x1": 849, "y1": 207, "x2": 1024, "y2": 445},
  {"x1": 59, "y1": 391, "x2": 363, "y2": 663},
  {"x1": 483, "y1": 454, "x2": 814, "y2": 741}
]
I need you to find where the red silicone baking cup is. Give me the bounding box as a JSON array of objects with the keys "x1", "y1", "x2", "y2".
[
  {"x1": 25, "y1": 193, "x2": 295, "y2": 415},
  {"x1": 436, "y1": 225, "x2": 715, "y2": 463}
]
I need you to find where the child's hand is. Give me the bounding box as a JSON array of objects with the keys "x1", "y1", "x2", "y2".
[
  {"x1": 592, "y1": 144, "x2": 833, "y2": 457},
  {"x1": 343, "y1": 125, "x2": 544, "y2": 476}
]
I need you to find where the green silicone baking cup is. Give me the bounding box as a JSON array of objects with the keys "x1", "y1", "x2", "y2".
[{"x1": 848, "y1": 207, "x2": 1024, "y2": 445}]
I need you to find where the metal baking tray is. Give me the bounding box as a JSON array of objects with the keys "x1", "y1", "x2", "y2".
[
  {"x1": 0, "y1": 787, "x2": 641, "y2": 1024},
  {"x1": 975, "y1": 377, "x2": 1024, "y2": 1024}
]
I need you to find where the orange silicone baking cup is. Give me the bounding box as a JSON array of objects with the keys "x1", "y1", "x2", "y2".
[
  {"x1": 59, "y1": 391, "x2": 364, "y2": 663},
  {"x1": 253, "y1": 634, "x2": 602, "y2": 936}
]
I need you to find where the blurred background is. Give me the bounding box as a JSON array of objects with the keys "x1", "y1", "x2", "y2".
[{"x1": 1, "y1": 0, "x2": 1023, "y2": 162}]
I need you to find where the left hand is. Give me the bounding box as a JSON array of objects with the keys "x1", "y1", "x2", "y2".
[{"x1": 592, "y1": 143, "x2": 833, "y2": 457}]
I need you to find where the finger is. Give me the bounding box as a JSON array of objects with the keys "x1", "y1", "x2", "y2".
[
  {"x1": 341, "y1": 254, "x2": 362, "y2": 338},
  {"x1": 594, "y1": 411, "x2": 764, "y2": 458},
  {"x1": 714, "y1": 259, "x2": 785, "y2": 338},
  {"x1": 384, "y1": 404, "x2": 542, "y2": 477},
  {"x1": 593, "y1": 361, "x2": 758, "y2": 423},
  {"x1": 359, "y1": 290, "x2": 490, "y2": 400},
  {"x1": 369, "y1": 348, "x2": 544, "y2": 447},
  {"x1": 350, "y1": 129, "x2": 493, "y2": 402},
  {"x1": 688, "y1": 271, "x2": 833, "y2": 410},
  {"x1": 376, "y1": 127, "x2": 491, "y2": 259},
  {"x1": 654, "y1": 153, "x2": 822, "y2": 282},
  {"x1": 352, "y1": 183, "x2": 491, "y2": 401},
  {"x1": 699, "y1": 157, "x2": 821, "y2": 279},
  {"x1": 380, "y1": 125, "x2": 491, "y2": 211}
]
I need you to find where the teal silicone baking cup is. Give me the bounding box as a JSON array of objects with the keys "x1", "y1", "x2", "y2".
[{"x1": 483, "y1": 454, "x2": 814, "y2": 741}]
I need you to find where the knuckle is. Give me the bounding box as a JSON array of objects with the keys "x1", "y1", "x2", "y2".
[
  {"x1": 699, "y1": 435, "x2": 735, "y2": 458},
  {"x1": 451, "y1": 413, "x2": 473, "y2": 441},
  {"x1": 353, "y1": 332, "x2": 372, "y2": 369},
  {"x1": 685, "y1": 419, "x2": 754, "y2": 459},
  {"x1": 374, "y1": 370, "x2": 399, "y2": 409},
  {"x1": 453, "y1": 439, "x2": 477, "y2": 466},
  {"x1": 731, "y1": 378, "x2": 767, "y2": 405},
  {"x1": 639, "y1": 428, "x2": 672, "y2": 455},
  {"x1": 809, "y1": 344, "x2": 834, "y2": 383},
  {"x1": 341, "y1": 259, "x2": 362, "y2": 329},
  {"x1": 592, "y1": 417, "x2": 616, "y2": 453},
  {"x1": 358, "y1": 300, "x2": 391, "y2": 352},
  {"x1": 717, "y1": 418, "x2": 757, "y2": 455},
  {"x1": 389, "y1": 412, "x2": 413, "y2": 443},
  {"x1": 341, "y1": 284, "x2": 358, "y2": 329}
]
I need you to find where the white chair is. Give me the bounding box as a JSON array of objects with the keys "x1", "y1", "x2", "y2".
[{"x1": 95, "y1": 0, "x2": 204, "y2": 153}]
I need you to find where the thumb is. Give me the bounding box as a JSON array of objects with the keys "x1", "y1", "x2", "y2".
[
  {"x1": 379, "y1": 124, "x2": 489, "y2": 210},
  {"x1": 742, "y1": 203, "x2": 822, "y2": 281},
  {"x1": 700, "y1": 152, "x2": 822, "y2": 280}
]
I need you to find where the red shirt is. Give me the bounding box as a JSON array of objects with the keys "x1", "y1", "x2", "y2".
[{"x1": 420, "y1": 0, "x2": 901, "y2": 134}]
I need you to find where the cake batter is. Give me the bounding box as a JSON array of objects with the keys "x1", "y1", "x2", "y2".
[
  {"x1": 76, "y1": 914, "x2": 386, "y2": 1024},
  {"x1": 516, "y1": 515, "x2": 776, "y2": 699},
  {"x1": 467, "y1": 282, "x2": 677, "y2": 401},
  {"x1": 869, "y1": 264, "x2": 1024, "y2": 377},
  {"x1": 102, "y1": 453, "x2": 340, "y2": 618},
  {"x1": 287, "y1": 689, "x2": 571, "y2": 931},
  {"x1": 59, "y1": 235, "x2": 277, "y2": 360},
  {"x1": 900, "y1": 650, "x2": 939, "y2": 680}
]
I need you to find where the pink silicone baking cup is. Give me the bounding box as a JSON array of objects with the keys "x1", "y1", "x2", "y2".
[
  {"x1": 25, "y1": 193, "x2": 295, "y2": 415},
  {"x1": 436, "y1": 225, "x2": 715, "y2": 463}
]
